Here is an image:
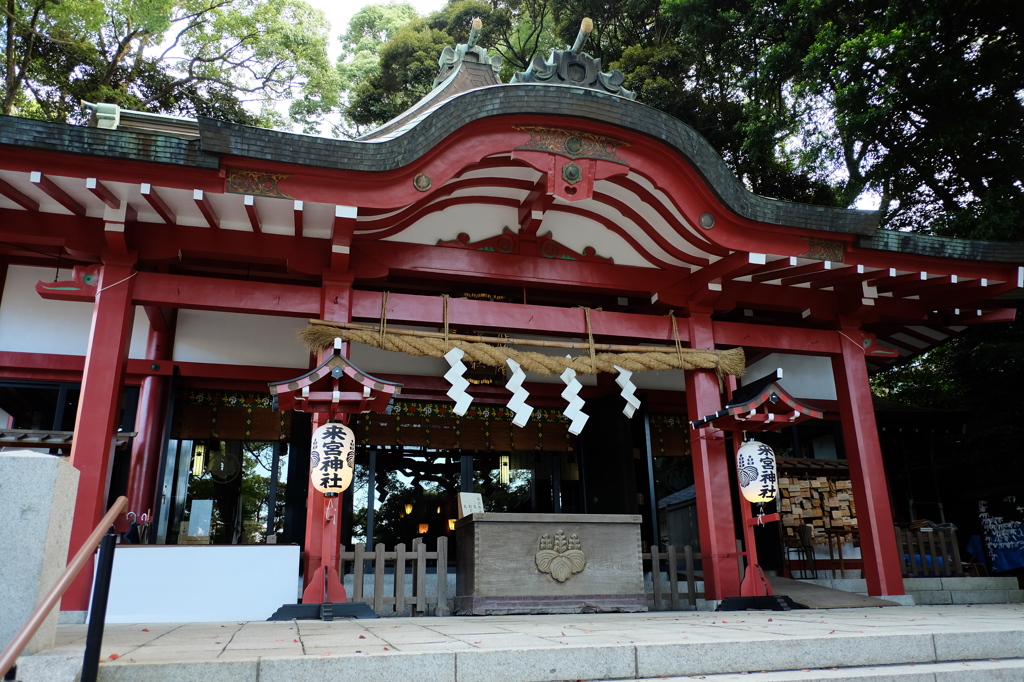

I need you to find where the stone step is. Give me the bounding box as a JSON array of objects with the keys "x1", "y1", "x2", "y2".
[
  {"x1": 799, "y1": 576, "x2": 1024, "y2": 605},
  {"x1": 637, "y1": 658, "x2": 1024, "y2": 681},
  {"x1": 15, "y1": 621, "x2": 1024, "y2": 682}
]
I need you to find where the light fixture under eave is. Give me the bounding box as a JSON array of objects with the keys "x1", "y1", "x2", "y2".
[
  {"x1": 191, "y1": 444, "x2": 206, "y2": 476},
  {"x1": 448, "y1": 518, "x2": 456, "y2": 531},
  {"x1": 499, "y1": 454, "x2": 510, "y2": 484},
  {"x1": 405, "y1": 503, "x2": 413, "y2": 514}
]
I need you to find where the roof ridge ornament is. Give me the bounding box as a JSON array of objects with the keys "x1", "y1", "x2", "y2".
[
  {"x1": 511, "y1": 18, "x2": 635, "y2": 100},
  {"x1": 433, "y1": 17, "x2": 502, "y2": 89}
]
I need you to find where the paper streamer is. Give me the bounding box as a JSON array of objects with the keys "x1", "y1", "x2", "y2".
[
  {"x1": 505, "y1": 358, "x2": 533, "y2": 427},
  {"x1": 444, "y1": 347, "x2": 473, "y2": 415},
  {"x1": 559, "y1": 367, "x2": 589, "y2": 435},
  {"x1": 614, "y1": 365, "x2": 640, "y2": 419}
]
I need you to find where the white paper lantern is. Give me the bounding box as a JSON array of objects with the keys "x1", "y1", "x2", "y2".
[
  {"x1": 736, "y1": 440, "x2": 778, "y2": 503},
  {"x1": 310, "y1": 422, "x2": 355, "y2": 494}
]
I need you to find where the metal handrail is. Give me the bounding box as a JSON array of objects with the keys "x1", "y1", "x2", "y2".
[{"x1": 0, "y1": 495, "x2": 128, "y2": 678}]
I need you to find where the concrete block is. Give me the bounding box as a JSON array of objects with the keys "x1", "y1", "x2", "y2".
[
  {"x1": 909, "y1": 590, "x2": 952, "y2": 605},
  {"x1": 933, "y1": 659, "x2": 1024, "y2": 681},
  {"x1": 828, "y1": 579, "x2": 868, "y2": 593},
  {"x1": 635, "y1": 633, "x2": 936, "y2": 677},
  {"x1": 258, "y1": 652, "x2": 455, "y2": 682},
  {"x1": 0, "y1": 451, "x2": 79, "y2": 655},
  {"x1": 933, "y1": 630, "x2": 1024, "y2": 660},
  {"x1": 951, "y1": 589, "x2": 1010, "y2": 604},
  {"x1": 454, "y1": 644, "x2": 635, "y2": 682},
  {"x1": 942, "y1": 576, "x2": 1017, "y2": 590},
  {"x1": 10, "y1": 651, "x2": 81, "y2": 682},
  {"x1": 94, "y1": 660, "x2": 258, "y2": 682},
  {"x1": 903, "y1": 577, "x2": 943, "y2": 591}
]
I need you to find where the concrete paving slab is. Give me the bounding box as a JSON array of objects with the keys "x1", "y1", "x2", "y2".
[
  {"x1": 95, "y1": 659, "x2": 259, "y2": 682},
  {"x1": 257, "y1": 651, "x2": 456, "y2": 682},
  {"x1": 454, "y1": 643, "x2": 636, "y2": 682},
  {"x1": 635, "y1": 632, "x2": 937, "y2": 678},
  {"x1": 932, "y1": 628, "x2": 1024, "y2": 660}
]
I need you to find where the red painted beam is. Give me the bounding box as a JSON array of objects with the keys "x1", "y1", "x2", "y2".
[
  {"x1": 140, "y1": 183, "x2": 176, "y2": 225},
  {"x1": 0, "y1": 177, "x2": 40, "y2": 211},
  {"x1": 86, "y1": 178, "x2": 120, "y2": 209},
  {"x1": 352, "y1": 241, "x2": 676, "y2": 295},
  {"x1": 193, "y1": 189, "x2": 220, "y2": 228},
  {"x1": 294, "y1": 200, "x2": 304, "y2": 238},
  {"x1": 244, "y1": 195, "x2": 262, "y2": 233},
  {"x1": 30, "y1": 172, "x2": 85, "y2": 216}
]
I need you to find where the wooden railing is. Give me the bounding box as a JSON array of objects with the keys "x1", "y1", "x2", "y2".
[
  {"x1": 0, "y1": 496, "x2": 128, "y2": 681},
  {"x1": 643, "y1": 544, "x2": 703, "y2": 610},
  {"x1": 340, "y1": 537, "x2": 449, "y2": 616},
  {"x1": 894, "y1": 526, "x2": 964, "y2": 577}
]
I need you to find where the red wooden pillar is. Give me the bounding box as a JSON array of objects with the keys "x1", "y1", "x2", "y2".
[
  {"x1": 64, "y1": 262, "x2": 137, "y2": 611},
  {"x1": 832, "y1": 326, "x2": 904, "y2": 596},
  {"x1": 301, "y1": 271, "x2": 354, "y2": 599},
  {"x1": 685, "y1": 313, "x2": 741, "y2": 600},
  {"x1": 125, "y1": 319, "x2": 174, "y2": 526}
]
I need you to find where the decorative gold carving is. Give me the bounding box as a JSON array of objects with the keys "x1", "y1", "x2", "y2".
[
  {"x1": 535, "y1": 529, "x2": 586, "y2": 582},
  {"x1": 414, "y1": 173, "x2": 432, "y2": 191},
  {"x1": 514, "y1": 126, "x2": 630, "y2": 165},
  {"x1": 799, "y1": 237, "x2": 845, "y2": 263},
  {"x1": 226, "y1": 169, "x2": 294, "y2": 199}
]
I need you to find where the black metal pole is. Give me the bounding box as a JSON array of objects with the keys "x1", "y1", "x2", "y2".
[{"x1": 81, "y1": 531, "x2": 117, "y2": 682}]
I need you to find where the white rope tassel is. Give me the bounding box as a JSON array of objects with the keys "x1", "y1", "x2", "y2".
[
  {"x1": 444, "y1": 347, "x2": 473, "y2": 415},
  {"x1": 505, "y1": 358, "x2": 533, "y2": 427},
  {"x1": 559, "y1": 367, "x2": 589, "y2": 435},
  {"x1": 614, "y1": 365, "x2": 640, "y2": 419}
]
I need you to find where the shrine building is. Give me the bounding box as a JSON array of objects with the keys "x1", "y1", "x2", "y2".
[{"x1": 0, "y1": 22, "x2": 1021, "y2": 617}]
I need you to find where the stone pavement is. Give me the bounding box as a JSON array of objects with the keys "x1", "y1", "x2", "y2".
[{"x1": 14, "y1": 604, "x2": 1024, "y2": 682}]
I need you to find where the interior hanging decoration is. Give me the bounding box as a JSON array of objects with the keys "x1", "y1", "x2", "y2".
[
  {"x1": 301, "y1": 295, "x2": 745, "y2": 435},
  {"x1": 559, "y1": 366, "x2": 589, "y2": 435},
  {"x1": 505, "y1": 358, "x2": 533, "y2": 427},
  {"x1": 736, "y1": 440, "x2": 778, "y2": 504}
]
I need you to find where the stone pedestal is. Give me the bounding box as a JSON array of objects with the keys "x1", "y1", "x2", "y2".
[
  {"x1": 455, "y1": 513, "x2": 646, "y2": 615},
  {"x1": 0, "y1": 451, "x2": 80, "y2": 655}
]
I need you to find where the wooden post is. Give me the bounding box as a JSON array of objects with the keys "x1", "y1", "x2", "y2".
[
  {"x1": 685, "y1": 312, "x2": 741, "y2": 601},
  {"x1": 436, "y1": 536, "x2": 449, "y2": 616},
  {"x1": 832, "y1": 327, "x2": 904, "y2": 597},
  {"x1": 64, "y1": 263, "x2": 137, "y2": 611}
]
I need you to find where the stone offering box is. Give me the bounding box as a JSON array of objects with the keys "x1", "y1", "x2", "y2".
[{"x1": 455, "y1": 512, "x2": 645, "y2": 615}]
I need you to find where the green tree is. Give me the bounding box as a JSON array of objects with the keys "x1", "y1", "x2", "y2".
[
  {"x1": 1, "y1": 0, "x2": 339, "y2": 131},
  {"x1": 654, "y1": 0, "x2": 1024, "y2": 230}
]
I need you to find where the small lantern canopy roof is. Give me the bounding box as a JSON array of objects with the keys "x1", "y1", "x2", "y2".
[
  {"x1": 269, "y1": 338, "x2": 402, "y2": 418},
  {"x1": 689, "y1": 368, "x2": 825, "y2": 432}
]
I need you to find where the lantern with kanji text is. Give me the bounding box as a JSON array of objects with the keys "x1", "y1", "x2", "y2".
[
  {"x1": 736, "y1": 440, "x2": 778, "y2": 504},
  {"x1": 310, "y1": 422, "x2": 355, "y2": 494}
]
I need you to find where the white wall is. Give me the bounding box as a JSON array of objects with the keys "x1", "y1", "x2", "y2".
[
  {"x1": 0, "y1": 265, "x2": 149, "y2": 358},
  {"x1": 171, "y1": 309, "x2": 310, "y2": 368},
  {"x1": 743, "y1": 353, "x2": 837, "y2": 401}
]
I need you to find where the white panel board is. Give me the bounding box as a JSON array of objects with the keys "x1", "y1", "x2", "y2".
[
  {"x1": 172, "y1": 310, "x2": 309, "y2": 368},
  {"x1": 99, "y1": 545, "x2": 299, "y2": 623},
  {"x1": 742, "y1": 353, "x2": 837, "y2": 401}
]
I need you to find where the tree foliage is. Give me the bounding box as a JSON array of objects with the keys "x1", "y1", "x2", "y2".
[
  {"x1": 1, "y1": 0, "x2": 339, "y2": 131},
  {"x1": 653, "y1": 0, "x2": 1024, "y2": 231}
]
